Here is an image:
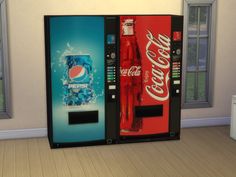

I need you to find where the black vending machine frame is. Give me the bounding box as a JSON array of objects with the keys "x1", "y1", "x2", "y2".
[
  {"x1": 44, "y1": 15, "x2": 183, "y2": 148},
  {"x1": 104, "y1": 16, "x2": 121, "y2": 144}
]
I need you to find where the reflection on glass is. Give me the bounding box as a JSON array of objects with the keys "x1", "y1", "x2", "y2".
[
  {"x1": 198, "y1": 72, "x2": 207, "y2": 101},
  {"x1": 0, "y1": 77, "x2": 4, "y2": 112},
  {"x1": 187, "y1": 38, "x2": 197, "y2": 71},
  {"x1": 200, "y1": 6, "x2": 209, "y2": 35},
  {"x1": 188, "y1": 6, "x2": 198, "y2": 35},
  {"x1": 0, "y1": 6, "x2": 5, "y2": 112},
  {"x1": 0, "y1": 54, "x2": 5, "y2": 111},
  {"x1": 186, "y1": 5, "x2": 212, "y2": 104},
  {"x1": 186, "y1": 72, "x2": 195, "y2": 102},
  {"x1": 198, "y1": 38, "x2": 208, "y2": 71}
]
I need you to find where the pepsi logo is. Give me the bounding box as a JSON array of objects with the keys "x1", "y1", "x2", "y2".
[{"x1": 69, "y1": 65, "x2": 87, "y2": 82}]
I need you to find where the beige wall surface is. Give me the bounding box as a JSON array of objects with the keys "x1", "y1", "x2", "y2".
[
  {"x1": 0, "y1": 0, "x2": 235, "y2": 130},
  {"x1": 181, "y1": 0, "x2": 236, "y2": 119}
]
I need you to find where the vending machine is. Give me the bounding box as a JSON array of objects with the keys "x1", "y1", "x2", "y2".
[{"x1": 45, "y1": 15, "x2": 183, "y2": 148}]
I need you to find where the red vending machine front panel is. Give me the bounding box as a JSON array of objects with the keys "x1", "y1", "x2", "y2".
[{"x1": 120, "y1": 16, "x2": 171, "y2": 136}]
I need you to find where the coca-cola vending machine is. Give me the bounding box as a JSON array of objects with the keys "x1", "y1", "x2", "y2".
[
  {"x1": 45, "y1": 15, "x2": 183, "y2": 148},
  {"x1": 118, "y1": 15, "x2": 182, "y2": 142}
]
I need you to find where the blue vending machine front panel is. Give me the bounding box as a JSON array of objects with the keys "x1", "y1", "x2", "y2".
[{"x1": 49, "y1": 16, "x2": 105, "y2": 144}]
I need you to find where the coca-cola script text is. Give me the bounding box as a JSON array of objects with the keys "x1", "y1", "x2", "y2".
[
  {"x1": 120, "y1": 66, "x2": 141, "y2": 77},
  {"x1": 145, "y1": 30, "x2": 170, "y2": 101}
]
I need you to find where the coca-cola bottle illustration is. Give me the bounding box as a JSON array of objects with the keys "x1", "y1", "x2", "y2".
[{"x1": 120, "y1": 17, "x2": 142, "y2": 132}]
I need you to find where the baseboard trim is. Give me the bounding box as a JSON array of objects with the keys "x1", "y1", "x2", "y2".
[
  {"x1": 181, "y1": 117, "x2": 231, "y2": 128},
  {"x1": 0, "y1": 117, "x2": 231, "y2": 140},
  {"x1": 0, "y1": 128, "x2": 47, "y2": 140}
]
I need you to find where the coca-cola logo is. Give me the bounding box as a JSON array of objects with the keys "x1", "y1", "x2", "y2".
[
  {"x1": 120, "y1": 66, "x2": 141, "y2": 76},
  {"x1": 145, "y1": 30, "x2": 171, "y2": 101}
]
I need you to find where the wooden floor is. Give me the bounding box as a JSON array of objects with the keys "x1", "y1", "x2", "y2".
[{"x1": 0, "y1": 126, "x2": 236, "y2": 177}]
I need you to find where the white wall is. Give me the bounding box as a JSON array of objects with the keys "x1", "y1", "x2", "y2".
[{"x1": 0, "y1": 0, "x2": 235, "y2": 130}]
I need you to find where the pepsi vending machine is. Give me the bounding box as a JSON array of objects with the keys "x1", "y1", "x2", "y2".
[{"x1": 45, "y1": 15, "x2": 183, "y2": 148}]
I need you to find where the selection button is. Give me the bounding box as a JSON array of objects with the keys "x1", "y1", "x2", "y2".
[
  {"x1": 109, "y1": 85, "x2": 116, "y2": 90},
  {"x1": 173, "y1": 80, "x2": 181, "y2": 85}
]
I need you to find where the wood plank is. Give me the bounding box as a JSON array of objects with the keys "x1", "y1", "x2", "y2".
[
  {"x1": 63, "y1": 148, "x2": 86, "y2": 177},
  {"x1": 15, "y1": 139, "x2": 30, "y2": 177},
  {"x1": 2, "y1": 140, "x2": 15, "y2": 177},
  {"x1": 182, "y1": 128, "x2": 231, "y2": 176},
  {"x1": 187, "y1": 127, "x2": 236, "y2": 176},
  {"x1": 85, "y1": 146, "x2": 113, "y2": 177},
  {"x1": 166, "y1": 139, "x2": 220, "y2": 177},
  {"x1": 96, "y1": 145, "x2": 128, "y2": 177},
  {"x1": 27, "y1": 138, "x2": 43, "y2": 177},
  {"x1": 169, "y1": 140, "x2": 209, "y2": 176},
  {"x1": 51, "y1": 148, "x2": 71, "y2": 177},
  {"x1": 119, "y1": 144, "x2": 154, "y2": 177},
  {"x1": 180, "y1": 139, "x2": 222, "y2": 177},
  {"x1": 152, "y1": 140, "x2": 199, "y2": 177},
  {"x1": 0, "y1": 126, "x2": 236, "y2": 177},
  {"x1": 75, "y1": 147, "x2": 99, "y2": 177},
  {"x1": 129, "y1": 142, "x2": 180, "y2": 177},
  {"x1": 0, "y1": 140, "x2": 5, "y2": 177},
  {"x1": 206, "y1": 126, "x2": 236, "y2": 155},
  {"x1": 37, "y1": 138, "x2": 58, "y2": 177},
  {"x1": 102, "y1": 144, "x2": 141, "y2": 177}
]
